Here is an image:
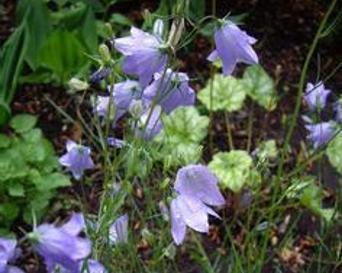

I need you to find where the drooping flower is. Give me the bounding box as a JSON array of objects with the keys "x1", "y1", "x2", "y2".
[
  {"x1": 305, "y1": 121, "x2": 335, "y2": 148},
  {"x1": 114, "y1": 27, "x2": 168, "y2": 86},
  {"x1": 107, "y1": 137, "x2": 126, "y2": 148},
  {"x1": 94, "y1": 80, "x2": 143, "y2": 122},
  {"x1": 33, "y1": 213, "x2": 91, "y2": 272},
  {"x1": 304, "y1": 82, "x2": 331, "y2": 111},
  {"x1": 109, "y1": 214, "x2": 128, "y2": 245},
  {"x1": 143, "y1": 69, "x2": 195, "y2": 113},
  {"x1": 59, "y1": 140, "x2": 94, "y2": 180},
  {"x1": 170, "y1": 194, "x2": 220, "y2": 245},
  {"x1": 174, "y1": 164, "x2": 225, "y2": 206},
  {"x1": 208, "y1": 20, "x2": 258, "y2": 75},
  {"x1": 0, "y1": 238, "x2": 23, "y2": 273},
  {"x1": 135, "y1": 105, "x2": 163, "y2": 140},
  {"x1": 170, "y1": 165, "x2": 224, "y2": 245}
]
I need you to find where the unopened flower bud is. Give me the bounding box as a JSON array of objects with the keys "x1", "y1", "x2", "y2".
[
  {"x1": 128, "y1": 100, "x2": 144, "y2": 118},
  {"x1": 167, "y1": 17, "x2": 184, "y2": 48},
  {"x1": 99, "y1": 44, "x2": 111, "y2": 64},
  {"x1": 153, "y1": 19, "x2": 164, "y2": 38},
  {"x1": 68, "y1": 78, "x2": 89, "y2": 92}
]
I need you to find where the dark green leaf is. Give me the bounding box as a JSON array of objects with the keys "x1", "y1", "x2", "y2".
[
  {"x1": 8, "y1": 183, "x2": 25, "y2": 197},
  {"x1": 0, "y1": 134, "x2": 11, "y2": 148}
]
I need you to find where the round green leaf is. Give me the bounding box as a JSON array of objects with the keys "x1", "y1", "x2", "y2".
[
  {"x1": 10, "y1": 114, "x2": 37, "y2": 133},
  {"x1": 0, "y1": 134, "x2": 11, "y2": 148},
  {"x1": 198, "y1": 74, "x2": 246, "y2": 112},
  {"x1": 242, "y1": 65, "x2": 277, "y2": 111},
  {"x1": 208, "y1": 150, "x2": 253, "y2": 192}
]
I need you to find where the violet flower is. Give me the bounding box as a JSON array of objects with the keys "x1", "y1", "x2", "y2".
[
  {"x1": 33, "y1": 213, "x2": 91, "y2": 272},
  {"x1": 208, "y1": 20, "x2": 258, "y2": 75},
  {"x1": 304, "y1": 82, "x2": 331, "y2": 111},
  {"x1": 0, "y1": 238, "x2": 23, "y2": 273},
  {"x1": 107, "y1": 138, "x2": 126, "y2": 148},
  {"x1": 170, "y1": 165, "x2": 224, "y2": 245},
  {"x1": 59, "y1": 140, "x2": 94, "y2": 180},
  {"x1": 135, "y1": 105, "x2": 163, "y2": 140},
  {"x1": 94, "y1": 80, "x2": 143, "y2": 122},
  {"x1": 79, "y1": 259, "x2": 107, "y2": 273},
  {"x1": 114, "y1": 27, "x2": 168, "y2": 86},
  {"x1": 174, "y1": 164, "x2": 225, "y2": 206},
  {"x1": 109, "y1": 214, "x2": 128, "y2": 245},
  {"x1": 142, "y1": 69, "x2": 195, "y2": 113},
  {"x1": 170, "y1": 194, "x2": 220, "y2": 245},
  {"x1": 305, "y1": 121, "x2": 335, "y2": 148}
]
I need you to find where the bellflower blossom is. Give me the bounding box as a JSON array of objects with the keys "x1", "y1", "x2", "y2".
[
  {"x1": 170, "y1": 165, "x2": 225, "y2": 245},
  {"x1": 208, "y1": 20, "x2": 258, "y2": 75},
  {"x1": 305, "y1": 122, "x2": 335, "y2": 148},
  {"x1": 143, "y1": 69, "x2": 195, "y2": 113},
  {"x1": 59, "y1": 140, "x2": 94, "y2": 180},
  {"x1": 0, "y1": 238, "x2": 23, "y2": 273},
  {"x1": 109, "y1": 214, "x2": 128, "y2": 245},
  {"x1": 304, "y1": 82, "x2": 331, "y2": 111},
  {"x1": 114, "y1": 27, "x2": 168, "y2": 86},
  {"x1": 135, "y1": 105, "x2": 163, "y2": 140},
  {"x1": 94, "y1": 80, "x2": 142, "y2": 122},
  {"x1": 33, "y1": 213, "x2": 91, "y2": 272}
]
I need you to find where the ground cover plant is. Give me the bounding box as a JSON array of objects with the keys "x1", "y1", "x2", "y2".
[{"x1": 0, "y1": 0, "x2": 341, "y2": 273}]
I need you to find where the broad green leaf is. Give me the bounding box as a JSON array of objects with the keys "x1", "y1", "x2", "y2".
[
  {"x1": 38, "y1": 30, "x2": 88, "y2": 84},
  {"x1": 0, "y1": 149, "x2": 28, "y2": 181},
  {"x1": 0, "y1": 134, "x2": 11, "y2": 148},
  {"x1": 16, "y1": 0, "x2": 52, "y2": 69},
  {"x1": 158, "y1": 106, "x2": 209, "y2": 144},
  {"x1": 22, "y1": 128, "x2": 43, "y2": 143},
  {"x1": 154, "y1": 106, "x2": 209, "y2": 168},
  {"x1": 8, "y1": 183, "x2": 25, "y2": 197},
  {"x1": 188, "y1": 0, "x2": 205, "y2": 21},
  {"x1": 10, "y1": 114, "x2": 37, "y2": 133},
  {"x1": 300, "y1": 183, "x2": 322, "y2": 216},
  {"x1": 326, "y1": 132, "x2": 342, "y2": 175},
  {"x1": 40, "y1": 173, "x2": 71, "y2": 191},
  {"x1": 0, "y1": 203, "x2": 19, "y2": 222},
  {"x1": 208, "y1": 150, "x2": 254, "y2": 192},
  {"x1": 0, "y1": 20, "x2": 28, "y2": 126},
  {"x1": 242, "y1": 65, "x2": 277, "y2": 111},
  {"x1": 198, "y1": 74, "x2": 246, "y2": 112},
  {"x1": 110, "y1": 13, "x2": 133, "y2": 26},
  {"x1": 256, "y1": 140, "x2": 278, "y2": 161}
]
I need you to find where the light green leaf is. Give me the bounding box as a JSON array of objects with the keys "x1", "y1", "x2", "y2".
[
  {"x1": 300, "y1": 183, "x2": 322, "y2": 216},
  {"x1": 8, "y1": 183, "x2": 25, "y2": 197},
  {"x1": 198, "y1": 74, "x2": 246, "y2": 112},
  {"x1": 242, "y1": 65, "x2": 277, "y2": 111},
  {"x1": 256, "y1": 139, "x2": 278, "y2": 161},
  {"x1": 42, "y1": 173, "x2": 71, "y2": 191},
  {"x1": 208, "y1": 150, "x2": 254, "y2": 192},
  {"x1": 326, "y1": 132, "x2": 342, "y2": 175},
  {"x1": 110, "y1": 13, "x2": 133, "y2": 26},
  {"x1": 159, "y1": 106, "x2": 209, "y2": 144},
  {"x1": 10, "y1": 114, "x2": 37, "y2": 133}
]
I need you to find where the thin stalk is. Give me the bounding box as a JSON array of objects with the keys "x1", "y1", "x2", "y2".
[
  {"x1": 224, "y1": 111, "x2": 234, "y2": 150},
  {"x1": 257, "y1": 1, "x2": 338, "y2": 271}
]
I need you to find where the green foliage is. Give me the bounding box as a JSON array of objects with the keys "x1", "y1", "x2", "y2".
[
  {"x1": 0, "y1": 114, "x2": 70, "y2": 230},
  {"x1": 208, "y1": 150, "x2": 259, "y2": 192},
  {"x1": 0, "y1": 18, "x2": 28, "y2": 126},
  {"x1": 154, "y1": 106, "x2": 209, "y2": 168},
  {"x1": 242, "y1": 65, "x2": 277, "y2": 111},
  {"x1": 198, "y1": 74, "x2": 246, "y2": 112},
  {"x1": 256, "y1": 139, "x2": 278, "y2": 161},
  {"x1": 326, "y1": 132, "x2": 342, "y2": 175},
  {"x1": 38, "y1": 30, "x2": 88, "y2": 84}
]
